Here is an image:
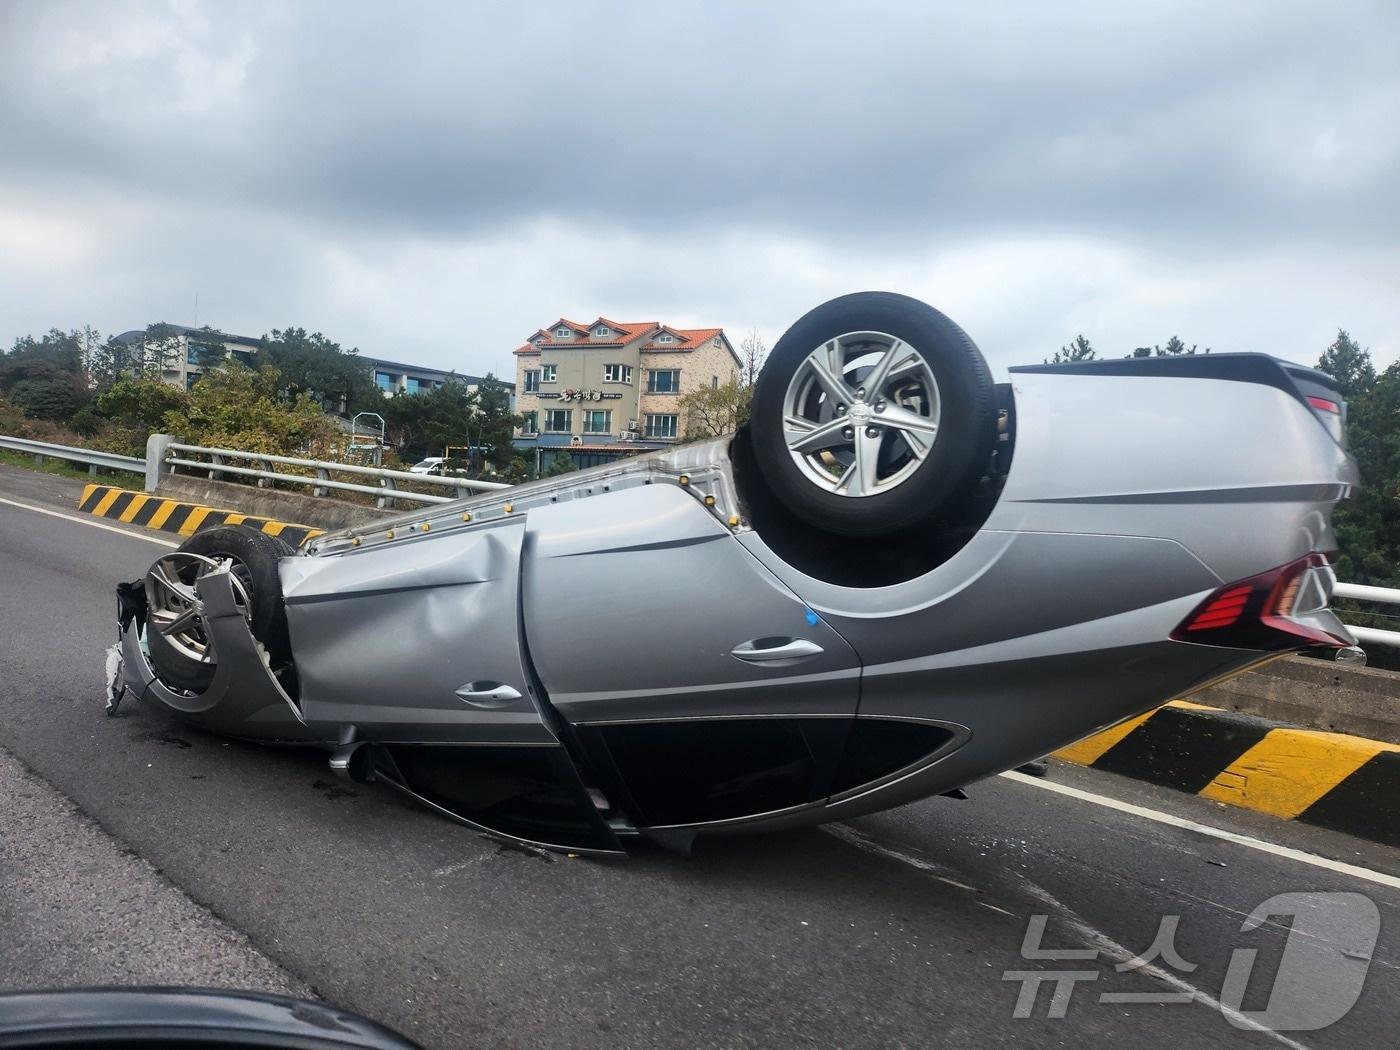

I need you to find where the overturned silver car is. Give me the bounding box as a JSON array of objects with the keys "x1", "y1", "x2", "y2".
[{"x1": 109, "y1": 292, "x2": 1360, "y2": 855}]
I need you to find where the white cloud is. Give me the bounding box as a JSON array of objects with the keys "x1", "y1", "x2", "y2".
[{"x1": 0, "y1": 0, "x2": 1395, "y2": 382}]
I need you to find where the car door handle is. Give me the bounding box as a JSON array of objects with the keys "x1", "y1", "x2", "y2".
[
  {"x1": 730, "y1": 638, "x2": 825, "y2": 665},
  {"x1": 455, "y1": 682, "x2": 524, "y2": 707}
]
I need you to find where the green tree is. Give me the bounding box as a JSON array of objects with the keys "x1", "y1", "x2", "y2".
[
  {"x1": 1047, "y1": 335, "x2": 1095, "y2": 364},
  {"x1": 380, "y1": 379, "x2": 476, "y2": 462},
  {"x1": 679, "y1": 378, "x2": 751, "y2": 440},
  {"x1": 1126, "y1": 336, "x2": 1210, "y2": 359},
  {"x1": 88, "y1": 323, "x2": 188, "y2": 387},
  {"x1": 163, "y1": 362, "x2": 337, "y2": 455},
  {"x1": 1316, "y1": 330, "x2": 1374, "y2": 399},
  {"x1": 471, "y1": 374, "x2": 522, "y2": 470},
  {"x1": 95, "y1": 377, "x2": 191, "y2": 433},
  {"x1": 1, "y1": 329, "x2": 90, "y2": 420},
  {"x1": 258, "y1": 327, "x2": 378, "y2": 414},
  {"x1": 379, "y1": 374, "x2": 520, "y2": 469}
]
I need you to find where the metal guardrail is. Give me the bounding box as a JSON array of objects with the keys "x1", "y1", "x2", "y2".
[
  {"x1": 1332, "y1": 582, "x2": 1400, "y2": 650},
  {"x1": 163, "y1": 442, "x2": 510, "y2": 508},
  {"x1": 0, "y1": 435, "x2": 145, "y2": 474}
]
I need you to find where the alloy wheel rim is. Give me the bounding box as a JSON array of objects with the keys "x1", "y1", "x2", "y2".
[
  {"x1": 145, "y1": 552, "x2": 253, "y2": 663},
  {"x1": 780, "y1": 330, "x2": 941, "y2": 498}
]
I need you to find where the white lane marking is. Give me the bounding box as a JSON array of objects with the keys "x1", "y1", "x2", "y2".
[
  {"x1": 999, "y1": 770, "x2": 1400, "y2": 892},
  {"x1": 825, "y1": 824, "x2": 995, "y2": 896},
  {"x1": 830, "y1": 817, "x2": 1312, "y2": 1048},
  {"x1": 0, "y1": 496, "x2": 178, "y2": 548},
  {"x1": 1018, "y1": 878, "x2": 1313, "y2": 1050}
]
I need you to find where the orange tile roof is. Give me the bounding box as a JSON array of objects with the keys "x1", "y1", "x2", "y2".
[{"x1": 641, "y1": 327, "x2": 724, "y2": 351}]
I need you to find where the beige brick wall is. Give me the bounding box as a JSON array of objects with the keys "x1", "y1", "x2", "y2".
[{"x1": 640, "y1": 338, "x2": 740, "y2": 436}]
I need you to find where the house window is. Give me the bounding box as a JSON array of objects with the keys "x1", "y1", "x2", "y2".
[
  {"x1": 604, "y1": 364, "x2": 632, "y2": 384},
  {"x1": 582, "y1": 409, "x2": 611, "y2": 434},
  {"x1": 544, "y1": 409, "x2": 572, "y2": 433},
  {"x1": 374, "y1": 371, "x2": 396, "y2": 391},
  {"x1": 711, "y1": 375, "x2": 719, "y2": 389},
  {"x1": 556, "y1": 327, "x2": 572, "y2": 339},
  {"x1": 540, "y1": 364, "x2": 557, "y2": 382},
  {"x1": 657, "y1": 333, "x2": 674, "y2": 344},
  {"x1": 645, "y1": 413, "x2": 678, "y2": 438},
  {"x1": 523, "y1": 369, "x2": 541, "y2": 393},
  {"x1": 521, "y1": 411, "x2": 538, "y2": 435},
  {"x1": 594, "y1": 327, "x2": 610, "y2": 338},
  {"x1": 404, "y1": 377, "x2": 425, "y2": 394},
  {"x1": 647, "y1": 369, "x2": 680, "y2": 393}
]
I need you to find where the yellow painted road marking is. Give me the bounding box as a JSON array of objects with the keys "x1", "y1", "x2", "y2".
[
  {"x1": 91, "y1": 488, "x2": 124, "y2": 517},
  {"x1": 261, "y1": 521, "x2": 287, "y2": 536},
  {"x1": 223, "y1": 513, "x2": 246, "y2": 525},
  {"x1": 1201, "y1": 729, "x2": 1400, "y2": 818},
  {"x1": 1055, "y1": 699, "x2": 1222, "y2": 766},
  {"x1": 178, "y1": 506, "x2": 213, "y2": 536},
  {"x1": 117, "y1": 493, "x2": 151, "y2": 522},
  {"x1": 1056, "y1": 708, "x2": 1160, "y2": 765},
  {"x1": 80, "y1": 482, "x2": 99, "y2": 506},
  {"x1": 146, "y1": 500, "x2": 180, "y2": 529}
]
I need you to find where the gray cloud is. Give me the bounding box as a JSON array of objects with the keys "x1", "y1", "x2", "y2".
[{"x1": 1, "y1": 0, "x2": 1397, "y2": 377}]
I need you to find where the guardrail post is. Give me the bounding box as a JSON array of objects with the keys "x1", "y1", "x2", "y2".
[
  {"x1": 378, "y1": 474, "x2": 397, "y2": 509},
  {"x1": 33, "y1": 453, "x2": 44, "y2": 470},
  {"x1": 257, "y1": 458, "x2": 272, "y2": 489},
  {"x1": 209, "y1": 453, "x2": 225, "y2": 482},
  {"x1": 145, "y1": 433, "x2": 176, "y2": 492},
  {"x1": 314, "y1": 467, "x2": 329, "y2": 498}
]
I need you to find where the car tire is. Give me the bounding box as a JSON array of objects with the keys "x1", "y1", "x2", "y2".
[
  {"x1": 749, "y1": 291, "x2": 997, "y2": 538},
  {"x1": 145, "y1": 525, "x2": 295, "y2": 694}
]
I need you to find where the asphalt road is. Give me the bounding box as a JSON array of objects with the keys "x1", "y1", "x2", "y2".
[{"x1": 1, "y1": 462, "x2": 1398, "y2": 1049}]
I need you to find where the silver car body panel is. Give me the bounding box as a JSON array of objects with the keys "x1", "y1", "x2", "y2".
[
  {"x1": 115, "y1": 353, "x2": 1359, "y2": 852},
  {"x1": 521, "y1": 484, "x2": 861, "y2": 724}
]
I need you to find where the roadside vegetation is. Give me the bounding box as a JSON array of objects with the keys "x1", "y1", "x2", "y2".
[{"x1": 0, "y1": 323, "x2": 523, "y2": 498}]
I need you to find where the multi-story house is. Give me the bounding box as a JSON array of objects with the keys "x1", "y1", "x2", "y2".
[{"x1": 512, "y1": 316, "x2": 740, "y2": 467}]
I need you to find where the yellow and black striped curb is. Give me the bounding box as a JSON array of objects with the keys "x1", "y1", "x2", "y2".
[
  {"x1": 79, "y1": 484, "x2": 325, "y2": 548},
  {"x1": 1056, "y1": 699, "x2": 1400, "y2": 847}
]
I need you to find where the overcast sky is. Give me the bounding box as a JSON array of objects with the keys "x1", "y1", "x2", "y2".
[{"x1": 1, "y1": 0, "x2": 1396, "y2": 379}]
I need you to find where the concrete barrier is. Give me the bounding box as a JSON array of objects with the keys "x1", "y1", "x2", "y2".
[
  {"x1": 1056, "y1": 699, "x2": 1400, "y2": 847},
  {"x1": 154, "y1": 475, "x2": 393, "y2": 532},
  {"x1": 1193, "y1": 654, "x2": 1400, "y2": 746},
  {"x1": 78, "y1": 484, "x2": 326, "y2": 547}
]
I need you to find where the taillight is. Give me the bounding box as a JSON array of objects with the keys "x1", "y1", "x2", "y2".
[
  {"x1": 1306, "y1": 395, "x2": 1340, "y2": 414},
  {"x1": 1172, "y1": 553, "x2": 1346, "y2": 650},
  {"x1": 1179, "y1": 585, "x2": 1250, "y2": 632}
]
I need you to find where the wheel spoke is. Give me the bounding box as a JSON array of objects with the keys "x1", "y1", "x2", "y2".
[
  {"x1": 837, "y1": 428, "x2": 882, "y2": 496},
  {"x1": 784, "y1": 414, "x2": 848, "y2": 455},
  {"x1": 877, "y1": 402, "x2": 938, "y2": 438},
  {"x1": 156, "y1": 606, "x2": 201, "y2": 637},
  {"x1": 806, "y1": 340, "x2": 854, "y2": 408},
  {"x1": 861, "y1": 339, "x2": 912, "y2": 398},
  {"x1": 150, "y1": 563, "x2": 196, "y2": 603}
]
